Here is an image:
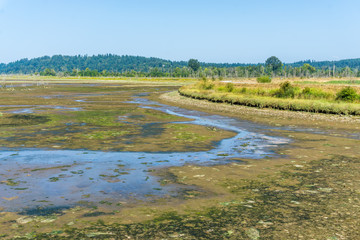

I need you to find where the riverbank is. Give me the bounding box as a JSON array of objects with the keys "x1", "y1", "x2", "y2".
[
  {"x1": 159, "y1": 91, "x2": 360, "y2": 131},
  {"x1": 178, "y1": 81, "x2": 360, "y2": 116}
]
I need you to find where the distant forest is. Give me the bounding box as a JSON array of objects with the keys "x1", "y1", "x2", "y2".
[
  {"x1": 0, "y1": 54, "x2": 248, "y2": 74},
  {"x1": 1, "y1": 54, "x2": 360, "y2": 78}
]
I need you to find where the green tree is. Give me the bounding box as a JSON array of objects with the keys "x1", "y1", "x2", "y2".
[
  {"x1": 265, "y1": 56, "x2": 283, "y2": 74},
  {"x1": 149, "y1": 68, "x2": 164, "y2": 77},
  {"x1": 40, "y1": 68, "x2": 56, "y2": 76},
  {"x1": 188, "y1": 59, "x2": 200, "y2": 72},
  {"x1": 302, "y1": 64, "x2": 316, "y2": 74}
]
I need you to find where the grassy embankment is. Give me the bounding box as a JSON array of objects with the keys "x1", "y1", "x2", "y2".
[{"x1": 179, "y1": 80, "x2": 360, "y2": 115}]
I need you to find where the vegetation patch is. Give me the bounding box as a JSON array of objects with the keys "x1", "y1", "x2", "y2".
[
  {"x1": 84, "y1": 130, "x2": 129, "y2": 140},
  {"x1": 179, "y1": 81, "x2": 360, "y2": 115},
  {"x1": 2, "y1": 179, "x2": 20, "y2": 186},
  {"x1": 15, "y1": 155, "x2": 360, "y2": 239},
  {"x1": 256, "y1": 76, "x2": 272, "y2": 83},
  {"x1": 336, "y1": 86, "x2": 360, "y2": 102},
  {"x1": 0, "y1": 114, "x2": 50, "y2": 127}
]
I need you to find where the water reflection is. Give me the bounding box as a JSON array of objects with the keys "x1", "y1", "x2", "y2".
[{"x1": 0, "y1": 96, "x2": 288, "y2": 212}]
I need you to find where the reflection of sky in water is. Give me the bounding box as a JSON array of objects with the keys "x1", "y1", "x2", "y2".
[
  {"x1": 0, "y1": 105, "x2": 82, "y2": 114},
  {"x1": 0, "y1": 97, "x2": 288, "y2": 212}
]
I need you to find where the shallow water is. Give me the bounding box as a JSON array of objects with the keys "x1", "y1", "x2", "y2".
[{"x1": 0, "y1": 93, "x2": 288, "y2": 212}]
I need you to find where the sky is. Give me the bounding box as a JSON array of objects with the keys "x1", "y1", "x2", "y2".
[{"x1": 0, "y1": 0, "x2": 359, "y2": 64}]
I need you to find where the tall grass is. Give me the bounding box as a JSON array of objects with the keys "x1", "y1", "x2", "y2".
[
  {"x1": 295, "y1": 80, "x2": 360, "y2": 85},
  {"x1": 178, "y1": 82, "x2": 360, "y2": 115},
  {"x1": 197, "y1": 80, "x2": 215, "y2": 90}
]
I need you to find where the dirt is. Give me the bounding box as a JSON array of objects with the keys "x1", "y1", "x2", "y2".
[{"x1": 0, "y1": 81, "x2": 360, "y2": 239}]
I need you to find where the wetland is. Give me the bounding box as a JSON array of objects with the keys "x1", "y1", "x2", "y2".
[{"x1": 0, "y1": 79, "x2": 359, "y2": 239}]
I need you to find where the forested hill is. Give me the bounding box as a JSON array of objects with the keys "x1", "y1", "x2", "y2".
[
  {"x1": 289, "y1": 58, "x2": 360, "y2": 69},
  {"x1": 0, "y1": 54, "x2": 247, "y2": 74},
  {"x1": 0, "y1": 54, "x2": 360, "y2": 75},
  {"x1": 0, "y1": 54, "x2": 250, "y2": 74},
  {"x1": 0, "y1": 55, "x2": 188, "y2": 74}
]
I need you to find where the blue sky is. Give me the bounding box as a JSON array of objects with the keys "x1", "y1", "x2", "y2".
[{"x1": 0, "y1": 0, "x2": 359, "y2": 63}]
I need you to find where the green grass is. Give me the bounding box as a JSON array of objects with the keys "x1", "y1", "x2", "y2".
[
  {"x1": 295, "y1": 80, "x2": 360, "y2": 85},
  {"x1": 179, "y1": 88, "x2": 360, "y2": 115},
  {"x1": 84, "y1": 130, "x2": 129, "y2": 140},
  {"x1": 213, "y1": 82, "x2": 335, "y2": 101},
  {"x1": 72, "y1": 110, "x2": 126, "y2": 127},
  {"x1": 327, "y1": 80, "x2": 360, "y2": 84},
  {"x1": 179, "y1": 81, "x2": 360, "y2": 115}
]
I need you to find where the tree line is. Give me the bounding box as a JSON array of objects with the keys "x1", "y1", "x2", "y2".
[{"x1": 1, "y1": 54, "x2": 360, "y2": 78}]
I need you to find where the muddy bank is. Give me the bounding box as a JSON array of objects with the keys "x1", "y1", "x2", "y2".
[
  {"x1": 159, "y1": 91, "x2": 360, "y2": 132},
  {"x1": 2, "y1": 130, "x2": 359, "y2": 239}
]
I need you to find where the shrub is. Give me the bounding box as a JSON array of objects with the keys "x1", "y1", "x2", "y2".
[
  {"x1": 255, "y1": 88, "x2": 266, "y2": 96},
  {"x1": 179, "y1": 87, "x2": 360, "y2": 115},
  {"x1": 274, "y1": 81, "x2": 296, "y2": 98},
  {"x1": 224, "y1": 83, "x2": 234, "y2": 92},
  {"x1": 336, "y1": 87, "x2": 359, "y2": 102},
  {"x1": 301, "y1": 87, "x2": 332, "y2": 100},
  {"x1": 198, "y1": 80, "x2": 215, "y2": 90},
  {"x1": 257, "y1": 76, "x2": 272, "y2": 83},
  {"x1": 233, "y1": 87, "x2": 247, "y2": 94}
]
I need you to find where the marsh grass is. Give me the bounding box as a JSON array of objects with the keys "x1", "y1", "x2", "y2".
[
  {"x1": 295, "y1": 80, "x2": 360, "y2": 85},
  {"x1": 180, "y1": 81, "x2": 360, "y2": 115}
]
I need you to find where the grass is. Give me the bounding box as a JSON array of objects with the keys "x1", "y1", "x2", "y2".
[
  {"x1": 179, "y1": 81, "x2": 360, "y2": 115},
  {"x1": 295, "y1": 80, "x2": 360, "y2": 85},
  {"x1": 0, "y1": 75, "x2": 197, "y2": 86},
  {"x1": 84, "y1": 130, "x2": 129, "y2": 140},
  {"x1": 72, "y1": 110, "x2": 126, "y2": 127},
  {"x1": 327, "y1": 80, "x2": 360, "y2": 84}
]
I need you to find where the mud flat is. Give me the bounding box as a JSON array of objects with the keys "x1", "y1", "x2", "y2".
[{"x1": 0, "y1": 81, "x2": 359, "y2": 239}]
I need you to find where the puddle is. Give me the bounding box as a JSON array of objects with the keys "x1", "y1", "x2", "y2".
[
  {"x1": 0, "y1": 94, "x2": 289, "y2": 212},
  {"x1": 0, "y1": 83, "x2": 37, "y2": 88},
  {"x1": 1, "y1": 105, "x2": 83, "y2": 114}
]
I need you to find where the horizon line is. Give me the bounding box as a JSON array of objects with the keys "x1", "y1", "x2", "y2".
[{"x1": 1, "y1": 54, "x2": 359, "y2": 66}]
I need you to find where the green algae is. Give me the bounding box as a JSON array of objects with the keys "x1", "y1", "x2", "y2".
[
  {"x1": 14, "y1": 155, "x2": 360, "y2": 239},
  {"x1": 0, "y1": 84, "x2": 229, "y2": 152},
  {"x1": 48, "y1": 177, "x2": 60, "y2": 182},
  {"x1": 3, "y1": 179, "x2": 20, "y2": 186}
]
